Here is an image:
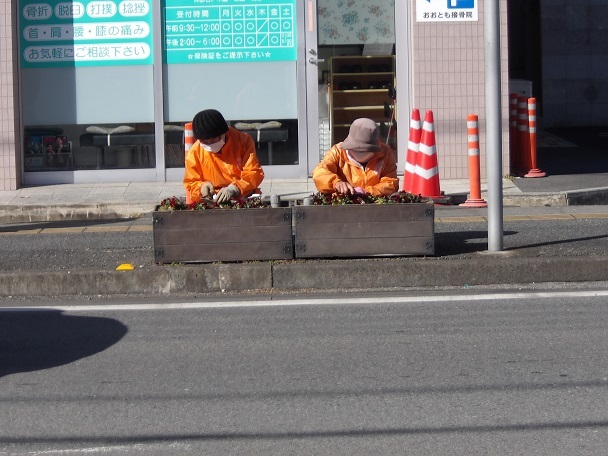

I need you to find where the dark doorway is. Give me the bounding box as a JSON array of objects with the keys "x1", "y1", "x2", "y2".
[{"x1": 507, "y1": 0, "x2": 542, "y2": 113}]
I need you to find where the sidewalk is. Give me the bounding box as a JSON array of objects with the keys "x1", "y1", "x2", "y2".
[{"x1": 2, "y1": 176, "x2": 608, "y2": 224}]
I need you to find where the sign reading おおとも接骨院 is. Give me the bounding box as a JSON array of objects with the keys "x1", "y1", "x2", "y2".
[{"x1": 416, "y1": 0, "x2": 478, "y2": 22}]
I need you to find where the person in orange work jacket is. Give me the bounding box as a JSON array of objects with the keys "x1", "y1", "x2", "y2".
[
  {"x1": 313, "y1": 118, "x2": 399, "y2": 196},
  {"x1": 184, "y1": 109, "x2": 264, "y2": 204}
]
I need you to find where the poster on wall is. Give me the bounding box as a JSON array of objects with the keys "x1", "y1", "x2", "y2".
[
  {"x1": 164, "y1": 0, "x2": 297, "y2": 64},
  {"x1": 317, "y1": 0, "x2": 395, "y2": 46},
  {"x1": 416, "y1": 0, "x2": 478, "y2": 22},
  {"x1": 19, "y1": 0, "x2": 154, "y2": 67}
]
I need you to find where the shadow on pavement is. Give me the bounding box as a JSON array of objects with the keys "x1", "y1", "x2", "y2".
[
  {"x1": 512, "y1": 127, "x2": 608, "y2": 193},
  {"x1": 0, "y1": 218, "x2": 142, "y2": 232},
  {"x1": 0, "y1": 310, "x2": 128, "y2": 378},
  {"x1": 435, "y1": 230, "x2": 518, "y2": 255},
  {"x1": 537, "y1": 127, "x2": 608, "y2": 175}
]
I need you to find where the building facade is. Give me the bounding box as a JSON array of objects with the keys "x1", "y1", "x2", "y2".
[{"x1": 10, "y1": 0, "x2": 602, "y2": 192}]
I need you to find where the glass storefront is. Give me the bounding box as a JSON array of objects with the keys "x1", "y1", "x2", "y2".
[
  {"x1": 18, "y1": 0, "x2": 396, "y2": 184},
  {"x1": 162, "y1": 0, "x2": 300, "y2": 170},
  {"x1": 20, "y1": 0, "x2": 156, "y2": 176}
]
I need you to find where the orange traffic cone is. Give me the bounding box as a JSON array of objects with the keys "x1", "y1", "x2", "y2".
[
  {"x1": 402, "y1": 108, "x2": 421, "y2": 193},
  {"x1": 411, "y1": 110, "x2": 448, "y2": 203},
  {"x1": 184, "y1": 122, "x2": 195, "y2": 204}
]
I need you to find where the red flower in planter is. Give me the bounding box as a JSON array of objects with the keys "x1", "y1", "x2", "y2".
[
  {"x1": 311, "y1": 191, "x2": 425, "y2": 205},
  {"x1": 157, "y1": 196, "x2": 270, "y2": 211}
]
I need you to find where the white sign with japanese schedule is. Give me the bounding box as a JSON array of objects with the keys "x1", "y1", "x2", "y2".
[{"x1": 416, "y1": 0, "x2": 478, "y2": 22}]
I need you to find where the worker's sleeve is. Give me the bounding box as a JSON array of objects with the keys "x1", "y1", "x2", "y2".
[
  {"x1": 232, "y1": 134, "x2": 264, "y2": 196},
  {"x1": 183, "y1": 144, "x2": 204, "y2": 203},
  {"x1": 312, "y1": 147, "x2": 343, "y2": 193},
  {"x1": 365, "y1": 146, "x2": 399, "y2": 196}
]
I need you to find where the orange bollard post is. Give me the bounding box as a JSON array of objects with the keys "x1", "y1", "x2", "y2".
[
  {"x1": 402, "y1": 108, "x2": 421, "y2": 193},
  {"x1": 460, "y1": 114, "x2": 488, "y2": 208},
  {"x1": 509, "y1": 93, "x2": 519, "y2": 173},
  {"x1": 184, "y1": 122, "x2": 195, "y2": 204},
  {"x1": 517, "y1": 96, "x2": 530, "y2": 175},
  {"x1": 524, "y1": 98, "x2": 546, "y2": 178}
]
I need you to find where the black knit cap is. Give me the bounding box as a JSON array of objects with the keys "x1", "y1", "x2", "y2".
[{"x1": 192, "y1": 109, "x2": 229, "y2": 140}]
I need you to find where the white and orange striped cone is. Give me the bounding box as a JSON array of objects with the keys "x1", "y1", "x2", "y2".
[
  {"x1": 460, "y1": 114, "x2": 488, "y2": 207},
  {"x1": 184, "y1": 122, "x2": 195, "y2": 204},
  {"x1": 411, "y1": 110, "x2": 449, "y2": 204},
  {"x1": 524, "y1": 97, "x2": 546, "y2": 178},
  {"x1": 402, "y1": 108, "x2": 421, "y2": 193}
]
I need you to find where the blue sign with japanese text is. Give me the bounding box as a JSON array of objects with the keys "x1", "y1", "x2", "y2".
[{"x1": 448, "y1": 0, "x2": 474, "y2": 8}]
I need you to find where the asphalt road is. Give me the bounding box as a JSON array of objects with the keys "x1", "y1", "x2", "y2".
[{"x1": 2, "y1": 289, "x2": 608, "y2": 455}]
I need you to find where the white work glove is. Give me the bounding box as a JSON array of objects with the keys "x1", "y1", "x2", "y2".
[
  {"x1": 215, "y1": 184, "x2": 240, "y2": 204},
  {"x1": 200, "y1": 181, "x2": 214, "y2": 198}
]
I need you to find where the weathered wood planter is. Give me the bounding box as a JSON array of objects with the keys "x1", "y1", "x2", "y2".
[
  {"x1": 153, "y1": 207, "x2": 293, "y2": 264},
  {"x1": 293, "y1": 202, "x2": 435, "y2": 258}
]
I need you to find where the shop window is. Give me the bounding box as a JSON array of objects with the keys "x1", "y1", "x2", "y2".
[
  {"x1": 19, "y1": 0, "x2": 155, "y2": 173},
  {"x1": 162, "y1": 0, "x2": 299, "y2": 167}
]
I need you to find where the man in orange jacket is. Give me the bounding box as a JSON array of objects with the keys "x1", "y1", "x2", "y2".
[
  {"x1": 313, "y1": 118, "x2": 398, "y2": 196},
  {"x1": 184, "y1": 109, "x2": 264, "y2": 204}
]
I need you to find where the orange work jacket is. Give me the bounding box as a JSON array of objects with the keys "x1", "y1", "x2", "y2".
[
  {"x1": 184, "y1": 126, "x2": 264, "y2": 203},
  {"x1": 312, "y1": 143, "x2": 399, "y2": 196}
]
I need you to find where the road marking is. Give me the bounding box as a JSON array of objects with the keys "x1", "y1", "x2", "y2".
[{"x1": 2, "y1": 290, "x2": 608, "y2": 312}]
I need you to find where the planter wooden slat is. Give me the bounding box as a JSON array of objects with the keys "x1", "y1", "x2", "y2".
[
  {"x1": 294, "y1": 204, "x2": 429, "y2": 223},
  {"x1": 295, "y1": 237, "x2": 434, "y2": 257},
  {"x1": 156, "y1": 241, "x2": 292, "y2": 263},
  {"x1": 155, "y1": 225, "x2": 288, "y2": 244},
  {"x1": 294, "y1": 220, "x2": 433, "y2": 240},
  {"x1": 153, "y1": 208, "x2": 293, "y2": 263},
  {"x1": 293, "y1": 203, "x2": 434, "y2": 258},
  {"x1": 154, "y1": 208, "x2": 291, "y2": 228}
]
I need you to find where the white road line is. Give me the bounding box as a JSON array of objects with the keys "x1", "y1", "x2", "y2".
[{"x1": 2, "y1": 290, "x2": 608, "y2": 312}]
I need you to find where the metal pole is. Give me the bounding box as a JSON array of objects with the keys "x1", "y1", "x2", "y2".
[{"x1": 484, "y1": 0, "x2": 504, "y2": 251}]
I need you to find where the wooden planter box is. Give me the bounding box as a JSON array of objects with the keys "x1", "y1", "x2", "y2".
[
  {"x1": 293, "y1": 203, "x2": 435, "y2": 259},
  {"x1": 153, "y1": 208, "x2": 293, "y2": 264}
]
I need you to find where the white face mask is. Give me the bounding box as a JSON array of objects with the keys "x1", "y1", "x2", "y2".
[
  {"x1": 201, "y1": 137, "x2": 225, "y2": 153},
  {"x1": 349, "y1": 150, "x2": 375, "y2": 163}
]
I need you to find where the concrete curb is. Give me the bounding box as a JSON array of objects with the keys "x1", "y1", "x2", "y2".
[
  {"x1": 502, "y1": 193, "x2": 567, "y2": 207},
  {"x1": 500, "y1": 187, "x2": 608, "y2": 207},
  {"x1": 2, "y1": 256, "x2": 608, "y2": 298},
  {"x1": 566, "y1": 188, "x2": 608, "y2": 205},
  {"x1": 0, "y1": 203, "x2": 155, "y2": 224}
]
